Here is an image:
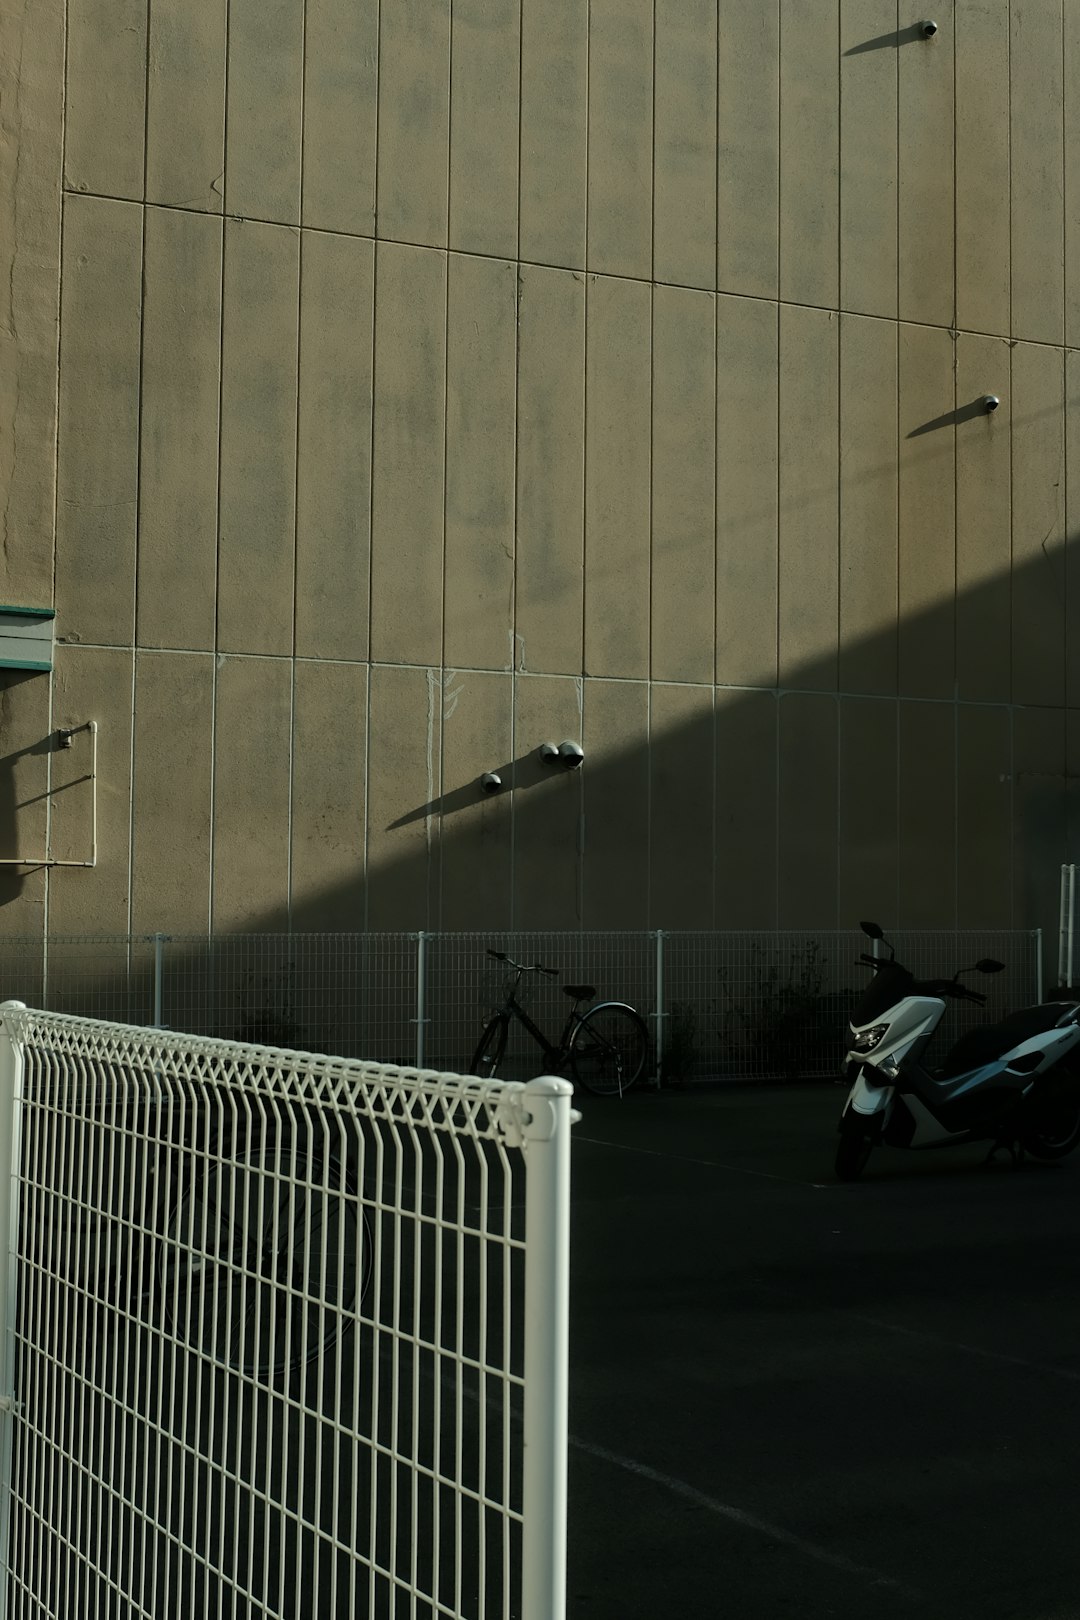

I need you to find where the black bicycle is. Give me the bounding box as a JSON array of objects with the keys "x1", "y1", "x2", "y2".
[{"x1": 469, "y1": 949, "x2": 650, "y2": 1096}]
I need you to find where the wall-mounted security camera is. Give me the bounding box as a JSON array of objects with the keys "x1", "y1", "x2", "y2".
[
  {"x1": 921, "y1": 19, "x2": 938, "y2": 37},
  {"x1": 480, "y1": 772, "x2": 503, "y2": 793},
  {"x1": 983, "y1": 394, "x2": 1000, "y2": 413},
  {"x1": 556, "y1": 741, "x2": 585, "y2": 771}
]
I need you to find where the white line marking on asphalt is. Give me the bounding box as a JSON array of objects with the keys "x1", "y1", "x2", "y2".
[
  {"x1": 749, "y1": 1281, "x2": 1080, "y2": 1385},
  {"x1": 435, "y1": 1332, "x2": 923, "y2": 1598},
  {"x1": 844, "y1": 1309, "x2": 1080, "y2": 1384},
  {"x1": 574, "y1": 1134, "x2": 829, "y2": 1190},
  {"x1": 571, "y1": 1434, "x2": 926, "y2": 1600}
]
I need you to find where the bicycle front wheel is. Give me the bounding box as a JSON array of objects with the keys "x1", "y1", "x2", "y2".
[
  {"x1": 161, "y1": 1146, "x2": 369, "y2": 1380},
  {"x1": 470, "y1": 1017, "x2": 508, "y2": 1077},
  {"x1": 570, "y1": 1003, "x2": 649, "y2": 1096}
]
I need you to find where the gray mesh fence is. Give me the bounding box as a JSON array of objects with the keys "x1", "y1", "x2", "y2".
[
  {"x1": 664, "y1": 930, "x2": 1042, "y2": 1083},
  {"x1": 423, "y1": 933, "x2": 659, "y2": 1080},
  {"x1": 0, "y1": 928, "x2": 1044, "y2": 1083}
]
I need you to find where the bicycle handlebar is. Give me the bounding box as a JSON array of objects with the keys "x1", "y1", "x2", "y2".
[{"x1": 486, "y1": 948, "x2": 559, "y2": 978}]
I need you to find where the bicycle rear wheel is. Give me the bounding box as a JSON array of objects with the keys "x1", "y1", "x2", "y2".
[
  {"x1": 570, "y1": 1004, "x2": 649, "y2": 1096},
  {"x1": 470, "y1": 1017, "x2": 508, "y2": 1077},
  {"x1": 161, "y1": 1146, "x2": 369, "y2": 1379}
]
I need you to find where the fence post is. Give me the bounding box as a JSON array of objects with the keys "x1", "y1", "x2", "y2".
[
  {"x1": 0, "y1": 1002, "x2": 26, "y2": 1620},
  {"x1": 415, "y1": 931, "x2": 427, "y2": 1069},
  {"x1": 521, "y1": 1075, "x2": 574, "y2": 1620},
  {"x1": 653, "y1": 930, "x2": 665, "y2": 1087},
  {"x1": 152, "y1": 933, "x2": 168, "y2": 1027},
  {"x1": 1035, "y1": 929, "x2": 1044, "y2": 1003},
  {"x1": 1059, "y1": 866, "x2": 1076, "y2": 988}
]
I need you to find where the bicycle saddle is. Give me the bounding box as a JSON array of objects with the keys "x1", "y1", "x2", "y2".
[{"x1": 563, "y1": 983, "x2": 596, "y2": 1001}]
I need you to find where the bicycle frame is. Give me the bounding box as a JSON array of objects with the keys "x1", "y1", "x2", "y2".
[{"x1": 497, "y1": 990, "x2": 580, "y2": 1068}]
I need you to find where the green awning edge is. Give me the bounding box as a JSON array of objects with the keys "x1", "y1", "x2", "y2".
[
  {"x1": 0, "y1": 659, "x2": 52, "y2": 671},
  {"x1": 0, "y1": 605, "x2": 55, "y2": 619}
]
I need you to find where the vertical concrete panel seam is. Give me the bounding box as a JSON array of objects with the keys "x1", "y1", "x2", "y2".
[
  {"x1": 709, "y1": 0, "x2": 718, "y2": 296},
  {"x1": 515, "y1": 0, "x2": 524, "y2": 267},
  {"x1": 952, "y1": 0, "x2": 958, "y2": 331},
  {"x1": 951, "y1": 311, "x2": 959, "y2": 707},
  {"x1": 443, "y1": 5, "x2": 452, "y2": 250},
  {"x1": 776, "y1": 0, "x2": 782, "y2": 299},
  {"x1": 1065, "y1": 0, "x2": 1070, "y2": 347},
  {"x1": 208, "y1": 202, "x2": 231, "y2": 932},
  {"x1": 583, "y1": 0, "x2": 591, "y2": 272},
  {"x1": 835, "y1": 0, "x2": 841, "y2": 316},
  {"x1": 581, "y1": 273, "x2": 589, "y2": 676},
  {"x1": 1008, "y1": 1, "x2": 1014, "y2": 339},
  {"x1": 125, "y1": 647, "x2": 137, "y2": 936},
  {"x1": 366, "y1": 242, "x2": 380, "y2": 686},
  {"x1": 833, "y1": 691, "x2": 841, "y2": 930},
  {"x1": 835, "y1": 313, "x2": 842, "y2": 697},
  {"x1": 649, "y1": 0, "x2": 657, "y2": 286},
  {"x1": 48, "y1": 12, "x2": 73, "y2": 937},
  {"x1": 287, "y1": 182, "x2": 308, "y2": 924},
  {"x1": 773, "y1": 299, "x2": 781, "y2": 687},
  {"x1": 713, "y1": 288, "x2": 719, "y2": 685},
  {"x1": 1008, "y1": 337, "x2": 1015, "y2": 704},
  {"x1": 709, "y1": 293, "x2": 717, "y2": 706},
  {"x1": 134, "y1": 202, "x2": 150, "y2": 655},
  {"x1": 509, "y1": 270, "x2": 522, "y2": 927},
  {"x1": 372, "y1": 0, "x2": 383, "y2": 236},
  {"x1": 362, "y1": 657, "x2": 372, "y2": 932},
  {"x1": 130, "y1": 197, "x2": 149, "y2": 934},
  {"x1": 141, "y1": 0, "x2": 152, "y2": 205},
  {"x1": 894, "y1": 0, "x2": 900, "y2": 336},
  {"x1": 647, "y1": 283, "x2": 655, "y2": 681},
  {"x1": 1067, "y1": 355, "x2": 1074, "y2": 713},
  {"x1": 645, "y1": 675, "x2": 652, "y2": 927},
  {"x1": 437, "y1": 255, "x2": 452, "y2": 930}
]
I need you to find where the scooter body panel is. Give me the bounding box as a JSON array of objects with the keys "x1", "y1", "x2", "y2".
[{"x1": 843, "y1": 987, "x2": 1080, "y2": 1152}]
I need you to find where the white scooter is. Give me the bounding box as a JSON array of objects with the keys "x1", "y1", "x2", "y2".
[{"x1": 836, "y1": 922, "x2": 1080, "y2": 1180}]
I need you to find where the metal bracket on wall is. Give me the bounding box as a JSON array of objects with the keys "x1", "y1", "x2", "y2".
[{"x1": 0, "y1": 721, "x2": 99, "y2": 868}]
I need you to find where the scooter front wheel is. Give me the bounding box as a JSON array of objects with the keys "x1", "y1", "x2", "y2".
[
  {"x1": 1022, "y1": 1102, "x2": 1080, "y2": 1161},
  {"x1": 835, "y1": 1110, "x2": 876, "y2": 1181}
]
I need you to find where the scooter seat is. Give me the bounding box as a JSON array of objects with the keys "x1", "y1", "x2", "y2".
[{"x1": 935, "y1": 1003, "x2": 1074, "y2": 1079}]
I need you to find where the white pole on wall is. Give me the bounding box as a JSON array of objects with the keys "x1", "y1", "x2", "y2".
[{"x1": 0, "y1": 1002, "x2": 26, "y2": 1620}]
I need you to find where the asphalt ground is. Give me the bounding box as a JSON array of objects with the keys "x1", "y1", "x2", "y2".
[{"x1": 567, "y1": 1083, "x2": 1080, "y2": 1620}]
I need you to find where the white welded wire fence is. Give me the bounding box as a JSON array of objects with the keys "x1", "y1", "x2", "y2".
[
  {"x1": 0, "y1": 930, "x2": 1044, "y2": 1085},
  {"x1": 0, "y1": 1004, "x2": 574, "y2": 1620}
]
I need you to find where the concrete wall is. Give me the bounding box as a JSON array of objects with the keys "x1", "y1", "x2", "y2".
[{"x1": 2, "y1": 0, "x2": 1080, "y2": 940}]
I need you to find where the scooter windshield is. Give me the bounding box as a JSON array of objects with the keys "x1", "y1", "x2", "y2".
[{"x1": 851, "y1": 961, "x2": 914, "y2": 1025}]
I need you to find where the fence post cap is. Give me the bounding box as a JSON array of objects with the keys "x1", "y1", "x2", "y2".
[{"x1": 522, "y1": 1075, "x2": 575, "y2": 1098}]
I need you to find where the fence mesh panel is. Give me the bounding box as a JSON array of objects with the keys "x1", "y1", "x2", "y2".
[
  {"x1": 0, "y1": 929, "x2": 1044, "y2": 1083},
  {"x1": 4, "y1": 1010, "x2": 534, "y2": 1619},
  {"x1": 662, "y1": 930, "x2": 1041, "y2": 1082},
  {"x1": 424, "y1": 933, "x2": 658, "y2": 1080}
]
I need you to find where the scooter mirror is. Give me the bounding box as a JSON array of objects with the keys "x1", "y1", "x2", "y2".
[
  {"x1": 976, "y1": 958, "x2": 1005, "y2": 974},
  {"x1": 859, "y1": 920, "x2": 884, "y2": 940}
]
